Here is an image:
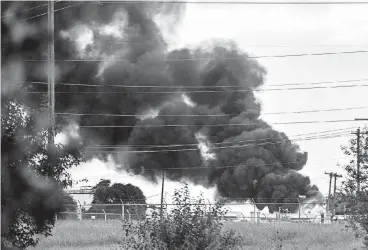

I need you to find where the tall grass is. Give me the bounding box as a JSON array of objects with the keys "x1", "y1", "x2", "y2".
[
  {"x1": 226, "y1": 222, "x2": 362, "y2": 250},
  {"x1": 30, "y1": 187, "x2": 363, "y2": 250},
  {"x1": 31, "y1": 220, "x2": 124, "y2": 250},
  {"x1": 31, "y1": 220, "x2": 362, "y2": 250}
]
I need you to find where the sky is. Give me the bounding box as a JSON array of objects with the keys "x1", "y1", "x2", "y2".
[{"x1": 67, "y1": 0, "x2": 368, "y2": 202}]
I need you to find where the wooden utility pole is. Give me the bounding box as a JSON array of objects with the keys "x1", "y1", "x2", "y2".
[
  {"x1": 333, "y1": 173, "x2": 342, "y2": 197},
  {"x1": 352, "y1": 123, "x2": 368, "y2": 192},
  {"x1": 332, "y1": 173, "x2": 342, "y2": 216},
  {"x1": 352, "y1": 128, "x2": 361, "y2": 192},
  {"x1": 47, "y1": 0, "x2": 55, "y2": 174},
  {"x1": 357, "y1": 128, "x2": 361, "y2": 192},
  {"x1": 160, "y1": 169, "x2": 165, "y2": 219},
  {"x1": 325, "y1": 172, "x2": 333, "y2": 214}
]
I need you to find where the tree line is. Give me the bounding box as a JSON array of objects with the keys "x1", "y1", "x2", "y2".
[{"x1": 61, "y1": 179, "x2": 147, "y2": 221}]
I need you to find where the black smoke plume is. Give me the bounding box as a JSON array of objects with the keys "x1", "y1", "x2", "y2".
[{"x1": 11, "y1": 1, "x2": 320, "y2": 212}]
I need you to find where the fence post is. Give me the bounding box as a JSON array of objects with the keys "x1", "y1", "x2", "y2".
[
  {"x1": 207, "y1": 199, "x2": 212, "y2": 215},
  {"x1": 203, "y1": 200, "x2": 206, "y2": 216},
  {"x1": 120, "y1": 199, "x2": 124, "y2": 221},
  {"x1": 78, "y1": 202, "x2": 83, "y2": 221},
  {"x1": 102, "y1": 209, "x2": 106, "y2": 221},
  {"x1": 127, "y1": 210, "x2": 131, "y2": 222},
  {"x1": 251, "y1": 199, "x2": 256, "y2": 223},
  {"x1": 298, "y1": 198, "x2": 301, "y2": 223},
  {"x1": 321, "y1": 212, "x2": 325, "y2": 224},
  {"x1": 163, "y1": 199, "x2": 168, "y2": 215},
  {"x1": 206, "y1": 198, "x2": 212, "y2": 216}
]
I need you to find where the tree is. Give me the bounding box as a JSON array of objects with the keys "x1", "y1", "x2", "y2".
[
  {"x1": 88, "y1": 179, "x2": 147, "y2": 220},
  {"x1": 340, "y1": 126, "x2": 368, "y2": 192},
  {"x1": 1, "y1": 3, "x2": 83, "y2": 248},
  {"x1": 58, "y1": 192, "x2": 78, "y2": 220},
  {"x1": 1, "y1": 100, "x2": 83, "y2": 249},
  {"x1": 339, "y1": 126, "x2": 368, "y2": 247},
  {"x1": 331, "y1": 192, "x2": 347, "y2": 215}
]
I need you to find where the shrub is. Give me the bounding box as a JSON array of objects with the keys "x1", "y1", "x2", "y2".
[
  {"x1": 341, "y1": 190, "x2": 368, "y2": 247},
  {"x1": 120, "y1": 184, "x2": 243, "y2": 250},
  {"x1": 339, "y1": 126, "x2": 368, "y2": 248}
]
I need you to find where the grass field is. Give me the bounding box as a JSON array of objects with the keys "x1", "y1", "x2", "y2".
[{"x1": 30, "y1": 220, "x2": 364, "y2": 250}]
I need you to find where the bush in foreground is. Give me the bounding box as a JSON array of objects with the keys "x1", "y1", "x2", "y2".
[
  {"x1": 338, "y1": 126, "x2": 368, "y2": 248},
  {"x1": 120, "y1": 185, "x2": 243, "y2": 250}
]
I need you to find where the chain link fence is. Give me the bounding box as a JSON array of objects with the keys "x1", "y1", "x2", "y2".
[{"x1": 56, "y1": 201, "x2": 348, "y2": 224}]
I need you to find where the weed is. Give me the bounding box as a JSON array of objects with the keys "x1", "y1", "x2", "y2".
[{"x1": 120, "y1": 185, "x2": 243, "y2": 250}]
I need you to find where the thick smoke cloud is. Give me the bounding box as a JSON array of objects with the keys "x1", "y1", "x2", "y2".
[{"x1": 16, "y1": 1, "x2": 320, "y2": 212}]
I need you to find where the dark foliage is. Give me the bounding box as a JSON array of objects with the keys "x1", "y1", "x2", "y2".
[
  {"x1": 1, "y1": 101, "x2": 83, "y2": 249},
  {"x1": 339, "y1": 126, "x2": 368, "y2": 247},
  {"x1": 57, "y1": 192, "x2": 78, "y2": 220},
  {"x1": 87, "y1": 179, "x2": 147, "y2": 220},
  {"x1": 1, "y1": 2, "x2": 83, "y2": 249}
]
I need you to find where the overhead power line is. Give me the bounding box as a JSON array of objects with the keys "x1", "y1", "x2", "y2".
[
  {"x1": 86, "y1": 36, "x2": 368, "y2": 48},
  {"x1": 72, "y1": 172, "x2": 337, "y2": 184},
  {"x1": 90, "y1": 129, "x2": 354, "y2": 149},
  {"x1": 8, "y1": 1, "x2": 368, "y2": 23},
  {"x1": 102, "y1": 39, "x2": 368, "y2": 48},
  {"x1": 86, "y1": 140, "x2": 289, "y2": 153},
  {"x1": 149, "y1": 155, "x2": 352, "y2": 170},
  {"x1": 23, "y1": 50, "x2": 368, "y2": 62},
  {"x1": 27, "y1": 84, "x2": 368, "y2": 94},
  {"x1": 85, "y1": 133, "x2": 351, "y2": 154},
  {"x1": 0, "y1": 3, "x2": 48, "y2": 19},
  {"x1": 54, "y1": 2, "x2": 74, "y2": 13},
  {"x1": 21, "y1": 77, "x2": 368, "y2": 88},
  {"x1": 11, "y1": 1, "x2": 368, "y2": 25},
  {"x1": 262, "y1": 106, "x2": 368, "y2": 115},
  {"x1": 16, "y1": 12, "x2": 48, "y2": 22},
  {"x1": 78, "y1": 119, "x2": 358, "y2": 128},
  {"x1": 69, "y1": 156, "x2": 350, "y2": 174},
  {"x1": 88, "y1": 157, "x2": 350, "y2": 171},
  {"x1": 86, "y1": 130, "x2": 352, "y2": 149},
  {"x1": 100, "y1": 1, "x2": 368, "y2": 5},
  {"x1": 56, "y1": 106, "x2": 368, "y2": 118},
  {"x1": 290, "y1": 127, "x2": 355, "y2": 137},
  {"x1": 14, "y1": 1, "x2": 84, "y2": 23}
]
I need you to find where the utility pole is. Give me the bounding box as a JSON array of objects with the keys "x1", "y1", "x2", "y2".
[
  {"x1": 325, "y1": 172, "x2": 333, "y2": 214},
  {"x1": 333, "y1": 173, "x2": 342, "y2": 197},
  {"x1": 332, "y1": 173, "x2": 342, "y2": 216},
  {"x1": 357, "y1": 128, "x2": 361, "y2": 192},
  {"x1": 160, "y1": 169, "x2": 165, "y2": 219},
  {"x1": 353, "y1": 123, "x2": 368, "y2": 192},
  {"x1": 352, "y1": 128, "x2": 361, "y2": 192},
  {"x1": 47, "y1": 0, "x2": 55, "y2": 176}
]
